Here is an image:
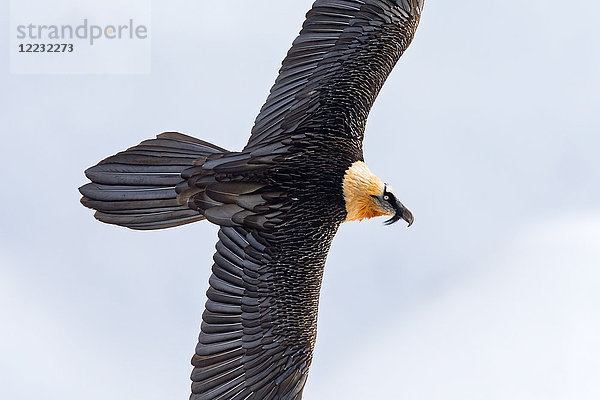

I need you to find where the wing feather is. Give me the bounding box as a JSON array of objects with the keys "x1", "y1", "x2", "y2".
[
  {"x1": 245, "y1": 0, "x2": 423, "y2": 150},
  {"x1": 191, "y1": 226, "x2": 318, "y2": 400}
]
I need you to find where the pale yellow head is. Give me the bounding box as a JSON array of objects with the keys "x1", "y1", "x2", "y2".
[{"x1": 342, "y1": 161, "x2": 413, "y2": 226}]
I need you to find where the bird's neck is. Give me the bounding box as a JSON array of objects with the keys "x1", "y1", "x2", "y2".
[{"x1": 342, "y1": 161, "x2": 385, "y2": 222}]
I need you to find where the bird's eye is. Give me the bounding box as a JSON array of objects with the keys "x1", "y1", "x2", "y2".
[{"x1": 383, "y1": 195, "x2": 390, "y2": 201}]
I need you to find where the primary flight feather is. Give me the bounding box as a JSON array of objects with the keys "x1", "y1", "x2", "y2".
[{"x1": 80, "y1": 1, "x2": 423, "y2": 399}]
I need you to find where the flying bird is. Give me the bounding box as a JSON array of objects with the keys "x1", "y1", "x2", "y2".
[{"x1": 80, "y1": 1, "x2": 423, "y2": 399}]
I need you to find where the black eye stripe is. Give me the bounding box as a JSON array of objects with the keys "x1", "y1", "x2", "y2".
[
  {"x1": 383, "y1": 191, "x2": 396, "y2": 203},
  {"x1": 382, "y1": 185, "x2": 397, "y2": 205}
]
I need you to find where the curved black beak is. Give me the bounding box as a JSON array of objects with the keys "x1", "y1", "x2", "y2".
[{"x1": 384, "y1": 200, "x2": 414, "y2": 227}]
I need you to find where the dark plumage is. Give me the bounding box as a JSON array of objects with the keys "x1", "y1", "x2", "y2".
[{"x1": 80, "y1": 1, "x2": 423, "y2": 399}]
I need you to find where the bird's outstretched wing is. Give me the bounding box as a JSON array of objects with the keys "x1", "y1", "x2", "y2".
[
  {"x1": 245, "y1": 0, "x2": 423, "y2": 150},
  {"x1": 191, "y1": 223, "x2": 338, "y2": 400}
]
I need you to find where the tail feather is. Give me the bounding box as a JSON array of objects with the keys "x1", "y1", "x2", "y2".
[
  {"x1": 80, "y1": 132, "x2": 226, "y2": 231},
  {"x1": 84, "y1": 164, "x2": 185, "y2": 186}
]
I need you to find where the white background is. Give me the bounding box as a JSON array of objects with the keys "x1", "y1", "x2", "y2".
[
  {"x1": 1, "y1": 1, "x2": 599, "y2": 399},
  {"x1": 9, "y1": 0, "x2": 150, "y2": 74}
]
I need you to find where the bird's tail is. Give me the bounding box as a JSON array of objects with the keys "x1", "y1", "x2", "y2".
[{"x1": 79, "y1": 132, "x2": 226, "y2": 230}]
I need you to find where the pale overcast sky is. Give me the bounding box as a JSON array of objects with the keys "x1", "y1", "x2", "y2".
[{"x1": 1, "y1": 1, "x2": 599, "y2": 399}]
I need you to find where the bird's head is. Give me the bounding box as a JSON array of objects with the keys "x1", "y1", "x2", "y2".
[{"x1": 342, "y1": 161, "x2": 414, "y2": 226}]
